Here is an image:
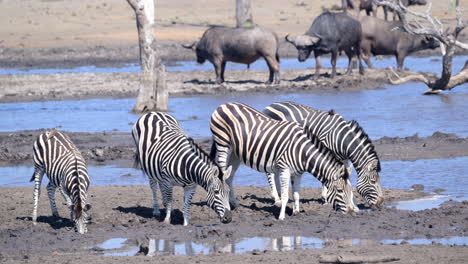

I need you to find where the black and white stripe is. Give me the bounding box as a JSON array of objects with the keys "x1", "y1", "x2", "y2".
[
  {"x1": 264, "y1": 101, "x2": 383, "y2": 207},
  {"x1": 132, "y1": 112, "x2": 232, "y2": 226},
  {"x1": 31, "y1": 129, "x2": 91, "y2": 234},
  {"x1": 210, "y1": 102, "x2": 357, "y2": 220}
]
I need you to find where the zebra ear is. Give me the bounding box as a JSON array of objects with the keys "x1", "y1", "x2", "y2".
[{"x1": 223, "y1": 166, "x2": 233, "y2": 181}]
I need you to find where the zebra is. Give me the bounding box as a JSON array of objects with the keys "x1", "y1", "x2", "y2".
[
  {"x1": 132, "y1": 112, "x2": 232, "y2": 226},
  {"x1": 210, "y1": 102, "x2": 357, "y2": 220},
  {"x1": 264, "y1": 101, "x2": 384, "y2": 208},
  {"x1": 31, "y1": 129, "x2": 91, "y2": 234}
]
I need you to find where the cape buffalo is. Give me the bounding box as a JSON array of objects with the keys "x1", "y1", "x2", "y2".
[
  {"x1": 342, "y1": 0, "x2": 377, "y2": 17},
  {"x1": 381, "y1": 0, "x2": 427, "y2": 21},
  {"x1": 360, "y1": 16, "x2": 439, "y2": 70},
  {"x1": 182, "y1": 26, "x2": 280, "y2": 84},
  {"x1": 285, "y1": 12, "x2": 364, "y2": 79}
]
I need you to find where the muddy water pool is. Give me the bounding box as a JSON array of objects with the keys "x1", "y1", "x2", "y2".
[{"x1": 1, "y1": 83, "x2": 467, "y2": 138}]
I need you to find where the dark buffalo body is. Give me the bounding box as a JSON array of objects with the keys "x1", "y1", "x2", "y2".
[
  {"x1": 187, "y1": 26, "x2": 280, "y2": 84},
  {"x1": 287, "y1": 12, "x2": 364, "y2": 78},
  {"x1": 360, "y1": 16, "x2": 439, "y2": 70}
]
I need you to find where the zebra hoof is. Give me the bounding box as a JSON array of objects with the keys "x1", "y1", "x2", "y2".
[{"x1": 292, "y1": 210, "x2": 300, "y2": 216}]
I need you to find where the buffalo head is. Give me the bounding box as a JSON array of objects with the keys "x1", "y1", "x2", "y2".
[
  {"x1": 285, "y1": 34, "x2": 321, "y2": 62},
  {"x1": 182, "y1": 40, "x2": 206, "y2": 64}
]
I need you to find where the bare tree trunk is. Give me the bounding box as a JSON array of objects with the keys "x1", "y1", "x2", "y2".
[
  {"x1": 236, "y1": 0, "x2": 254, "y2": 28},
  {"x1": 127, "y1": 0, "x2": 168, "y2": 113}
]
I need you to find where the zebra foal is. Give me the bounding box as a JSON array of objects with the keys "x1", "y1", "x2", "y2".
[
  {"x1": 132, "y1": 112, "x2": 232, "y2": 226},
  {"x1": 210, "y1": 102, "x2": 357, "y2": 220},
  {"x1": 264, "y1": 101, "x2": 384, "y2": 208},
  {"x1": 31, "y1": 129, "x2": 91, "y2": 234}
]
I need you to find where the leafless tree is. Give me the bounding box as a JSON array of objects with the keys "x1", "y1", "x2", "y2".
[
  {"x1": 236, "y1": 0, "x2": 254, "y2": 28},
  {"x1": 376, "y1": 0, "x2": 467, "y2": 94},
  {"x1": 127, "y1": 0, "x2": 168, "y2": 113}
]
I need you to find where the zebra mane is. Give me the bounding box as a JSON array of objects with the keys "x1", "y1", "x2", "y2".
[
  {"x1": 347, "y1": 120, "x2": 381, "y2": 171},
  {"x1": 186, "y1": 137, "x2": 224, "y2": 181}
]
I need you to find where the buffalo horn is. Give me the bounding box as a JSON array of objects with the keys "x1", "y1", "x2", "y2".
[
  {"x1": 285, "y1": 34, "x2": 296, "y2": 46},
  {"x1": 181, "y1": 41, "x2": 197, "y2": 50}
]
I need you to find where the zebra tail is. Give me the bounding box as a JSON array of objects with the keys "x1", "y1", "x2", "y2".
[
  {"x1": 209, "y1": 141, "x2": 217, "y2": 160},
  {"x1": 29, "y1": 172, "x2": 35, "y2": 182},
  {"x1": 132, "y1": 151, "x2": 140, "y2": 169}
]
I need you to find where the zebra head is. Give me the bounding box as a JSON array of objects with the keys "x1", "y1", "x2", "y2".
[
  {"x1": 206, "y1": 166, "x2": 232, "y2": 224},
  {"x1": 324, "y1": 165, "x2": 358, "y2": 214},
  {"x1": 357, "y1": 159, "x2": 384, "y2": 208},
  {"x1": 70, "y1": 203, "x2": 91, "y2": 234}
]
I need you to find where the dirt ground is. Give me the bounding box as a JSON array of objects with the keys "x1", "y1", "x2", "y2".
[{"x1": 1, "y1": 0, "x2": 467, "y2": 263}]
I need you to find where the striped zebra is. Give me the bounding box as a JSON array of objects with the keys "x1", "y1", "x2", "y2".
[
  {"x1": 31, "y1": 129, "x2": 91, "y2": 234},
  {"x1": 264, "y1": 101, "x2": 384, "y2": 208},
  {"x1": 132, "y1": 112, "x2": 232, "y2": 226},
  {"x1": 210, "y1": 102, "x2": 357, "y2": 220}
]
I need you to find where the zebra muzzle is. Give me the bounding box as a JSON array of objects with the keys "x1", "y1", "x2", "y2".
[
  {"x1": 372, "y1": 196, "x2": 385, "y2": 209},
  {"x1": 221, "y1": 210, "x2": 232, "y2": 224}
]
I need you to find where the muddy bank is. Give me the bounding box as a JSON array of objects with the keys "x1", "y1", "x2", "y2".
[
  {"x1": 1, "y1": 66, "x2": 437, "y2": 103},
  {"x1": 0, "y1": 185, "x2": 466, "y2": 263},
  {"x1": 0, "y1": 130, "x2": 467, "y2": 167}
]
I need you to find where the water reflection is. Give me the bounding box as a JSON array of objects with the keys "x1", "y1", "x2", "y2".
[{"x1": 97, "y1": 236, "x2": 468, "y2": 256}]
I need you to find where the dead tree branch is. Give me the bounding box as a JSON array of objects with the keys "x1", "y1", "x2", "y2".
[{"x1": 375, "y1": 0, "x2": 468, "y2": 94}]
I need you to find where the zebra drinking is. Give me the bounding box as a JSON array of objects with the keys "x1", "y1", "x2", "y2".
[
  {"x1": 210, "y1": 102, "x2": 357, "y2": 220},
  {"x1": 31, "y1": 129, "x2": 91, "y2": 234},
  {"x1": 132, "y1": 112, "x2": 232, "y2": 226},
  {"x1": 264, "y1": 101, "x2": 384, "y2": 208}
]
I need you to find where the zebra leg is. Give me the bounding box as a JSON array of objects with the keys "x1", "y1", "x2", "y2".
[
  {"x1": 149, "y1": 178, "x2": 160, "y2": 217},
  {"x1": 267, "y1": 173, "x2": 281, "y2": 205},
  {"x1": 160, "y1": 182, "x2": 173, "y2": 224},
  {"x1": 277, "y1": 168, "x2": 291, "y2": 221},
  {"x1": 59, "y1": 186, "x2": 72, "y2": 207},
  {"x1": 291, "y1": 174, "x2": 303, "y2": 215},
  {"x1": 182, "y1": 185, "x2": 197, "y2": 226},
  {"x1": 32, "y1": 169, "x2": 45, "y2": 224},
  {"x1": 226, "y1": 158, "x2": 241, "y2": 209},
  {"x1": 46, "y1": 182, "x2": 59, "y2": 218},
  {"x1": 321, "y1": 185, "x2": 329, "y2": 204}
]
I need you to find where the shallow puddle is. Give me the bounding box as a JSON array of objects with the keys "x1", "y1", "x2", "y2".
[
  {"x1": 389, "y1": 195, "x2": 454, "y2": 211},
  {"x1": 94, "y1": 235, "x2": 468, "y2": 256}
]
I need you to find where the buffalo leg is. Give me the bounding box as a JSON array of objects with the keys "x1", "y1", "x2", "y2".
[
  {"x1": 314, "y1": 54, "x2": 322, "y2": 78},
  {"x1": 396, "y1": 53, "x2": 405, "y2": 71},
  {"x1": 220, "y1": 61, "x2": 226, "y2": 83},
  {"x1": 264, "y1": 55, "x2": 280, "y2": 84},
  {"x1": 355, "y1": 43, "x2": 365, "y2": 75},
  {"x1": 213, "y1": 60, "x2": 223, "y2": 84},
  {"x1": 345, "y1": 49, "x2": 354, "y2": 74},
  {"x1": 330, "y1": 51, "x2": 338, "y2": 78}
]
